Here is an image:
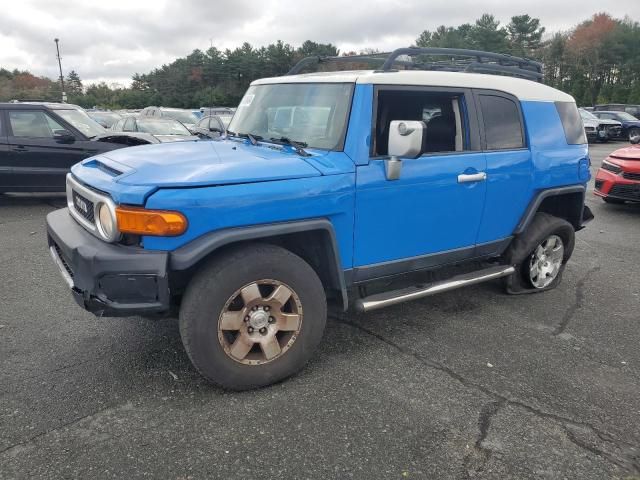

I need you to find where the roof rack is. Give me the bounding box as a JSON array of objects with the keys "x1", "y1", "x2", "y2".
[{"x1": 287, "y1": 47, "x2": 543, "y2": 82}]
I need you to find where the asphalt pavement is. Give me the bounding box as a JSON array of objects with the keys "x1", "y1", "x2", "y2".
[{"x1": 1, "y1": 142, "x2": 639, "y2": 479}]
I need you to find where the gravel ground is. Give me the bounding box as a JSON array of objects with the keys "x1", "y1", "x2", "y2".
[{"x1": 1, "y1": 142, "x2": 639, "y2": 479}]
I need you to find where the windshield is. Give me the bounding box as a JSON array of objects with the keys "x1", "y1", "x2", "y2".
[
  {"x1": 163, "y1": 110, "x2": 198, "y2": 124},
  {"x1": 137, "y1": 119, "x2": 191, "y2": 135},
  {"x1": 88, "y1": 112, "x2": 122, "y2": 128},
  {"x1": 579, "y1": 109, "x2": 597, "y2": 120},
  {"x1": 228, "y1": 83, "x2": 354, "y2": 150},
  {"x1": 615, "y1": 112, "x2": 639, "y2": 121},
  {"x1": 56, "y1": 109, "x2": 106, "y2": 137}
]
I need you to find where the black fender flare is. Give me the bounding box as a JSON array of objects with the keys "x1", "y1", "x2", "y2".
[
  {"x1": 169, "y1": 218, "x2": 348, "y2": 310},
  {"x1": 514, "y1": 185, "x2": 589, "y2": 234}
]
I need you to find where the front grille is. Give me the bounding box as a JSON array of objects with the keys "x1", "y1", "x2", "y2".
[
  {"x1": 622, "y1": 172, "x2": 640, "y2": 181},
  {"x1": 609, "y1": 184, "x2": 640, "y2": 201},
  {"x1": 605, "y1": 125, "x2": 622, "y2": 137},
  {"x1": 53, "y1": 243, "x2": 74, "y2": 278},
  {"x1": 594, "y1": 180, "x2": 603, "y2": 190},
  {"x1": 72, "y1": 190, "x2": 95, "y2": 224}
]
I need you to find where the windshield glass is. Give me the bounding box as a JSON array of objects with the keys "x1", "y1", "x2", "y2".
[
  {"x1": 579, "y1": 109, "x2": 597, "y2": 120},
  {"x1": 56, "y1": 109, "x2": 106, "y2": 137},
  {"x1": 615, "y1": 112, "x2": 638, "y2": 121},
  {"x1": 228, "y1": 83, "x2": 354, "y2": 150},
  {"x1": 163, "y1": 110, "x2": 198, "y2": 124},
  {"x1": 88, "y1": 112, "x2": 122, "y2": 128},
  {"x1": 137, "y1": 119, "x2": 191, "y2": 135}
]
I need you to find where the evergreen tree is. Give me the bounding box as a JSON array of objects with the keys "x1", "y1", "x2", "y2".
[{"x1": 507, "y1": 15, "x2": 545, "y2": 57}]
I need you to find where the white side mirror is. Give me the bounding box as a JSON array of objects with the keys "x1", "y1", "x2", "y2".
[{"x1": 385, "y1": 120, "x2": 426, "y2": 180}]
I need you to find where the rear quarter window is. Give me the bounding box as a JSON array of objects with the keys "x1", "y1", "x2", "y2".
[{"x1": 555, "y1": 102, "x2": 587, "y2": 145}]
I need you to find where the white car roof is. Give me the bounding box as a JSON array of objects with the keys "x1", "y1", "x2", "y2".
[{"x1": 252, "y1": 70, "x2": 574, "y2": 103}]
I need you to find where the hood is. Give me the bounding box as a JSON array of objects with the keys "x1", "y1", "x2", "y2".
[
  {"x1": 598, "y1": 119, "x2": 622, "y2": 126},
  {"x1": 93, "y1": 139, "x2": 322, "y2": 188},
  {"x1": 609, "y1": 144, "x2": 640, "y2": 161}
]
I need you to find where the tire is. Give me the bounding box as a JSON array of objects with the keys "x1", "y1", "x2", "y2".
[
  {"x1": 629, "y1": 127, "x2": 640, "y2": 142},
  {"x1": 179, "y1": 243, "x2": 327, "y2": 390},
  {"x1": 604, "y1": 197, "x2": 625, "y2": 204},
  {"x1": 503, "y1": 213, "x2": 575, "y2": 295}
]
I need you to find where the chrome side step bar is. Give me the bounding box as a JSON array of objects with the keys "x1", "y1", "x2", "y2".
[{"x1": 355, "y1": 265, "x2": 515, "y2": 312}]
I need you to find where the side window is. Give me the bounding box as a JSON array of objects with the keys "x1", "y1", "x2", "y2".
[
  {"x1": 8, "y1": 111, "x2": 64, "y2": 138},
  {"x1": 374, "y1": 90, "x2": 468, "y2": 156},
  {"x1": 478, "y1": 95, "x2": 524, "y2": 150},
  {"x1": 113, "y1": 119, "x2": 125, "y2": 131},
  {"x1": 123, "y1": 118, "x2": 136, "y2": 132}
]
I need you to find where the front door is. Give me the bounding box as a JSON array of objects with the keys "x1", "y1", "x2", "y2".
[
  {"x1": 353, "y1": 87, "x2": 487, "y2": 281},
  {"x1": 5, "y1": 109, "x2": 93, "y2": 190}
]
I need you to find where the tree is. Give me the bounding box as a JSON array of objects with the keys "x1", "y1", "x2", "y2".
[
  {"x1": 65, "y1": 70, "x2": 83, "y2": 95},
  {"x1": 469, "y1": 14, "x2": 509, "y2": 53},
  {"x1": 507, "y1": 15, "x2": 545, "y2": 57}
]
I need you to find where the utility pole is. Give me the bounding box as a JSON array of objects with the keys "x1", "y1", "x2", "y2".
[{"x1": 54, "y1": 38, "x2": 66, "y2": 102}]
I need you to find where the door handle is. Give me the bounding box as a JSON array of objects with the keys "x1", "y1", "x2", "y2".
[{"x1": 457, "y1": 172, "x2": 487, "y2": 183}]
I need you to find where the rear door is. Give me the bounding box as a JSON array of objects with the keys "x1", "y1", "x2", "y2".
[
  {"x1": 473, "y1": 91, "x2": 532, "y2": 244},
  {"x1": 5, "y1": 109, "x2": 91, "y2": 190}
]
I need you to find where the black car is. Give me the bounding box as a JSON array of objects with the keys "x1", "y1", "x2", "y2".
[{"x1": 0, "y1": 102, "x2": 158, "y2": 192}]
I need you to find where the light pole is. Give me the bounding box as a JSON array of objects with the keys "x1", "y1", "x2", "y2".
[{"x1": 54, "y1": 38, "x2": 66, "y2": 102}]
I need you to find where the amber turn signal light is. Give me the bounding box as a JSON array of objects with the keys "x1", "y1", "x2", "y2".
[{"x1": 115, "y1": 206, "x2": 187, "y2": 236}]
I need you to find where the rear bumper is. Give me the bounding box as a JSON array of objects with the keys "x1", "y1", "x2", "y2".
[{"x1": 47, "y1": 208, "x2": 170, "y2": 317}]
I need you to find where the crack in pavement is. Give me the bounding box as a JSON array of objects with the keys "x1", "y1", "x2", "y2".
[
  {"x1": 462, "y1": 400, "x2": 506, "y2": 478},
  {"x1": 332, "y1": 317, "x2": 640, "y2": 475},
  {"x1": 0, "y1": 404, "x2": 124, "y2": 457},
  {"x1": 553, "y1": 265, "x2": 601, "y2": 336}
]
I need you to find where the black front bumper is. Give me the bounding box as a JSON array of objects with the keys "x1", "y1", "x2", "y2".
[{"x1": 47, "y1": 208, "x2": 170, "y2": 317}]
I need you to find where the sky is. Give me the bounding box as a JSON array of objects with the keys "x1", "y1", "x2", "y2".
[{"x1": 1, "y1": 0, "x2": 638, "y2": 86}]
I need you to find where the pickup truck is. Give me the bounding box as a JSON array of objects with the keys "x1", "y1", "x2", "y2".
[{"x1": 46, "y1": 48, "x2": 593, "y2": 390}]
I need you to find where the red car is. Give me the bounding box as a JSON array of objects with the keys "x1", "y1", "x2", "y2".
[{"x1": 594, "y1": 139, "x2": 640, "y2": 204}]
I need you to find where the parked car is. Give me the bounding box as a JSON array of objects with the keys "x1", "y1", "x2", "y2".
[
  {"x1": 592, "y1": 111, "x2": 640, "y2": 141},
  {"x1": 200, "y1": 107, "x2": 235, "y2": 127},
  {"x1": 190, "y1": 115, "x2": 226, "y2": 139},
  {"x1": 595, "y1": 103, "x2": 640, "y2": 118},
  {"x1": 139, "y1": 107, "x2": 199, "y2": 130},
  {"x1": 0, "y1": 102, "x2": 159, "y2": 192},
  {"x1": 594, "y1": 135, "x2": 640, "y2": 203},
  {"x1": 111, "y1": 117, "x2": 199, "y2": 142},
  {"x1": 86, "y1": 110, "x2": 123, "y2": 129},
  {"x1": 46, "y1": 48, "x2": 593, "y2": 390},
  {"x1": 579, "y1": 108, "x2": 623, "y2": 142}
]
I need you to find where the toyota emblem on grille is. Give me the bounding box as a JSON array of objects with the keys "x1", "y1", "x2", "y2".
[{"x1": 74, "y1": 195, "x2": 89, "y2": 214}]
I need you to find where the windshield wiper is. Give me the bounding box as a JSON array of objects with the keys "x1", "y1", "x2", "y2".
[
  {"x1": 226, "y1": 130, "x2": 262, "y2": 145},
  {"x1": 269, "y1": 137, "x2": 311, "y2": 157}
]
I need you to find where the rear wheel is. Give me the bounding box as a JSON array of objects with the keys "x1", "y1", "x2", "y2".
[
  {"x1": 628, "y1": 127, "x2": 640, "y2": 142},
  {"x1": 179, "y1": 243, "x2": 327, "y2": 390},
  {"x1": 503, "y1": 213, "x2": 575, "y2": 294}
]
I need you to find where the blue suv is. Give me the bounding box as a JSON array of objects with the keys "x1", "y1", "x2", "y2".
[{"x1": 47, "y1": 48, "x2": 593, "y2": 389}]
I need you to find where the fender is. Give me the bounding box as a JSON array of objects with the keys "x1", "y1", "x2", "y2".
[
  {"x1": 169, "y1": 218, "x2": 348, "y2": 310},
  {"x1": 514, "y1": 185, "x2": 589, "y2": 234}
]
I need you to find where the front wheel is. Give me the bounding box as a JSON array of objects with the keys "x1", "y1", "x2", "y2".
[
  {"x1": 179, "y1": 244, "x2": 327, "y2": 390},
  {"x1": 628, "y1": 128, "x2": 640, "y2": 143}
]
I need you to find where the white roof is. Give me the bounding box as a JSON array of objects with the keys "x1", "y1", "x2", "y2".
[{"x1": 252, "y1": 70, "x2": 574, "y2": 103}]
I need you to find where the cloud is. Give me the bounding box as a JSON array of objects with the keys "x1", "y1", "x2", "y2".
[{"x1": 1, "y1": 0, "x2": 638, "y2": 85}]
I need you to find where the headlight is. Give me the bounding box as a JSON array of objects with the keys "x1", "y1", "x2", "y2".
[
  {"x1": 96, "y1": 202, "x2": 119, "y2": 242},
  {"x1": 601, "y1": 160, "x2": 622, "y2": 174}
]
